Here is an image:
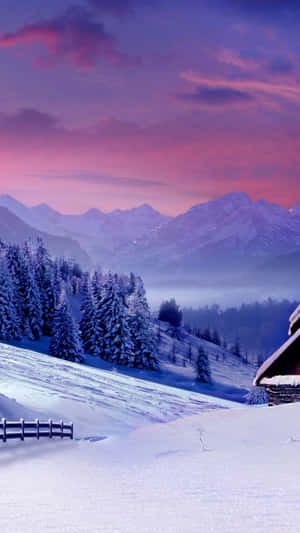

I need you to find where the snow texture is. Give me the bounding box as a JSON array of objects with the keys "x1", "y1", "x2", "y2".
[
  {"x1": 261, "y1": 375, "x2": 300, "y2": 386},
  {"x1": 1, "y1": 342, "x2": 300, "y2": 532}
]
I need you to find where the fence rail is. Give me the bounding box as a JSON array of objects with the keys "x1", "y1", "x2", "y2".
[{"x1": 0, "y1": 418, "x2": 73, "y2": 443}]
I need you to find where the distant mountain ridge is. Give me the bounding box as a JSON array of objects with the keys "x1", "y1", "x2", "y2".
[
  {"x1": 0, "y1": 192, "x2": 299, "y2": 293},
  {"x1": 0, "y1": 195, "x2": 170, "y2": 265},
  {"x1": 0, "y1": 205, "x2": 89, "y2": 265}
]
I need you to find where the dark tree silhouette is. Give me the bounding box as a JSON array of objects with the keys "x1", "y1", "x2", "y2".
[{"x1": 158, "y1": 298, "x2": 182, "y2": 328}]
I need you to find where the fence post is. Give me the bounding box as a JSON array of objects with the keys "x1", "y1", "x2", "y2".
[
  {"x1": 20, "y1": 418, "x2": 24, "y2": 441},
  {"x1": 2, "y1": 418, "x2": 6, "y2": 443},
  {"x1": 60, "y1": 419, "x2": 64, "y2": 439},
  {"x1": 49, "y1": 419, "x2": 53, "y2": 439},
  {"x1": 36, "y1": 418, "x2": 40, "y2": 440},
  {"x1": 70, "y1": 422, "x2": 73, "y2": 440}
]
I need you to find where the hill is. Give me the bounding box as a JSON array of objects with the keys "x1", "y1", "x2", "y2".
[
  {"x1": 0, "y1": 341, "x2": 299, "y2": 532},
  {"x1": 7, "y1": 317, "x2": 254, "y2": 403}
]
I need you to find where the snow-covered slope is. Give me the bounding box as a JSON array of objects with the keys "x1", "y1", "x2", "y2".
[
  {"x1": 9, "y1": 317, "x2": 254, "y2": 404},
  {"x1": 0, "y1": 343, "x2": 237, "y2": 437},
  {"x1": 1, "y1": 342, "x2": 300, "y2": 532},
  {"x1": 154, "y1": 320, "x2": 253, "y2": 399}
]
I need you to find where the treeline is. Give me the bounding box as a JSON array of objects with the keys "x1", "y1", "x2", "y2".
[
  {"x1": 0, "y1": 239, "x2": 159, "y2": 370},
  {"x1": 158, "y1": 298, "x2": 247, "y2": 362},
  {"x1": 183, "y1": 299, "x2": 298, "y2": 362}
]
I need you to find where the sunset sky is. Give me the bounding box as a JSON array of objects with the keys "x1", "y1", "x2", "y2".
[{"x1": 0, "y1": 0, "x2": 300, "y2": 214}]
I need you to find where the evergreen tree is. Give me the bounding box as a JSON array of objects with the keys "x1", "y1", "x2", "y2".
[
  {"x1": 195, "y1": 346, "x2": 212, "y2": 384},
  {"x1": 5, "y1": 244, "x2": 24, "y2": 319},
  {"x1": 20, "y1": 249, "x2": 43, "y2": 340},
  {"x1": 88, "y1": 272, "x2": 106, "y2": 358},
  {"x1": 53, "y1": 259, "x2": 63, "y2": 305},
  {"x1": 34, "y1": 239, "x2": 56, "y2": 335},
  {"x1": 246, "y1": 386, "x2": 269, "y2": 405},
  {"x1": 79, "y1": 274, "x2": 96, "y2": 353},
  {"x1": 129, "y1": 278, "x2": 159, "y2": 370},
  {"x1": 0, "y1": 261, "x2": 21, "y2": 341},
  {"x1": 128, "y1": 272, "x2": 136, "y2": 296},
  {"x1": 102, "y1": 275, "x2": 134, "y2": 365},
  {"x1": 50, "y1": 297, "x2": 84, "y2": 362},
  {"x1": 158, "y1": 298, "x2": 182, "y2": 328}
]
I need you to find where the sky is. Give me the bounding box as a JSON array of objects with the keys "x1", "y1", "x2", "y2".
[{"x1": 0, "y1": 0, "x2": 300, "y2": 214}]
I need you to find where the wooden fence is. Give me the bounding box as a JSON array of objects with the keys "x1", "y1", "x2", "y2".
[{"x1": 0, "y1": 418, "x2": 73, "y2": 443}]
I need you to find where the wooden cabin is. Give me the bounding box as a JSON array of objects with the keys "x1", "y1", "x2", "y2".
[{"x1": 254, "y1": 305, "x2": 300, "y2": 406}]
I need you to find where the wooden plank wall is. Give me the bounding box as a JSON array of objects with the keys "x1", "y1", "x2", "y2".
[{"x1": 265, "y1": 385, "x2": 300, "y2": 406}]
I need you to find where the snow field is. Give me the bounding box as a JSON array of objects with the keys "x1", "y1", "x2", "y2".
[{"x1": 1, "y1": 343, "x2": 299, "y2": 533}]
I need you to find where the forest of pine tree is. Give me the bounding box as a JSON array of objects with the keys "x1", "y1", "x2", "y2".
[{"x1": 0, "y1": 238, "x2": 159, "y2": 370}]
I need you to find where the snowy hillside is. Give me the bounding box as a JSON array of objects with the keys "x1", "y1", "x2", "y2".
[
  {"x1": 0, "y1": 342, "x2": 300, "y2": 532},
  {"x1": 0, "y1": 343, "x2": 237, "y2": 437},
  {"x1": 10, "y1": 317, "x2": 254, "y2": 404},
  {"x1": 153, "y1": 321, "x2": 253, "y2": 400}
]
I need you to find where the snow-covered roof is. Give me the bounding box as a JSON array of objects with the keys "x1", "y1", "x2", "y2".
[
  {"x1": 289, "y1": 305, "x2": 300, "y2": 336},
  {"x1": 260, "y1": 375, "x2": 300, "y2": 387},
  {"x1": 254, "y1": 328, "x2": 300, "y2": 386}
]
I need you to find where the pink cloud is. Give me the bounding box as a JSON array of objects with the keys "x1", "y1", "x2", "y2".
[
  {"x1": 180, "y1": 71, "x2": 300, "y2": 105},
  {"x1": 0, "y1": 107, "x2": 300, "y2": 213},
  {"x1": 0, "y1": 6, "x2": 138, "y2": 70}
]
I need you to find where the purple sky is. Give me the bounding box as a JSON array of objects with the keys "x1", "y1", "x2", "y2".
[{"x1": 0, "y1": 0, "x2": 299, "y2": 214}]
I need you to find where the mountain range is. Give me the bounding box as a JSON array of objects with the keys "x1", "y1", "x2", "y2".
[
  {"x1": 0, "y1": 192, "x2": 299, "y2": 294},
  {"x1": 0, "y1": 205, "x2": 89, "y2": 265}
]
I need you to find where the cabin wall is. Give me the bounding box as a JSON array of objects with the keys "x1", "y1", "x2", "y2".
[{"x1": 264, "y1": 385, "x2": 300, "y2": 406}]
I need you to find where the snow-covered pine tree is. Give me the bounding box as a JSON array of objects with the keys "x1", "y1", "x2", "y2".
[
  {"x1": 50, "y1": 296, "x2": 84, "y2": 362},
  {"x1": 129, "y1": 277, "x2": 159, "y2": 370},
  {"x1": 34, "y1": 238, "x2": 56, "y2": 335},
  {"x1": 5, "y1": 244, "x2": 24, "y2": 320},
  {"x1": 0, "y1": 261, "x2": 21, "y2": 341},
  {"x1": 86, "y1": 271, "x2": 106, "y2": 358},
  {"x1": 128, "y1": 272, "x2": 136, "y2": 296},
  {"x1": 246, "y1": 386, "x2": 269, "y2": 405},
  {"x1": 101, "y1": 274, "x2": 134, "y2": 366},
  {"x1": 53, "y1": 259, "x2": 63, "y2": 305},
  {"x1": 79, "y1": 273, "x2": 96, "y2": 353},
  {"x1": 20, "y1": 246, "x2": 43, "y2": 340},
  {"x1": 195, "y1": 346, "x2": 212, "y2": 384}
]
